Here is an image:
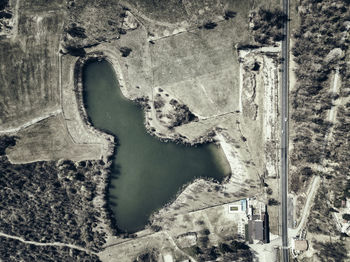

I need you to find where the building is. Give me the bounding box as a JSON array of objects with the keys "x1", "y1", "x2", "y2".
[
  {"x1": 254, "y1": 220, "x2": 264, "y2": 240},
  {"x1": 262, "y1": 211, "x2": 270, "y2": 243},
  {"x1": 247, "y1": 220, "x2": 265, "y2": 243},
  {"x1": 247, "y1": 204, "x2": 270, "y2": 244}
]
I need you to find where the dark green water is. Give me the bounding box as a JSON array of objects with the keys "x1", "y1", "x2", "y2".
[{"x1": 83, "y1": 60, "x2": 229, "y2": 232}]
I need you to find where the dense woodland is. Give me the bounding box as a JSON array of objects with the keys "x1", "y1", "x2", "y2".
[
  {"x1": 0, "y1": 237, "x2": 101, "y2": 262},
  {"x1": 314, "y1": 241, "x2": 349, "y2": 262},
  {"x1": 0, "y1": 136, "x2": 112, "y2": 254},
  {"x1": 0, "y1": 0, "x2": 8, "y2": 10},
  {"x1": 307, "y1": 184, "x2": 337, "y2": 235},
  {"x1": 185, "y1": 239, "x2": 252, "y2": 262},
  {"x1": 290, "y1": 0, "x2": 350, "y2": 194},
  {"x1": 250, "y1": 8, "x2": 287, "y2": 45},
  {"x1": 291, "y1": 0, "x2": 350, "y2": 259}
]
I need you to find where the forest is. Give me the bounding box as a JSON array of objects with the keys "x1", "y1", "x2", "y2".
[
  {"x1": 0, "y1": 135, "x2": 113, "y2": 253},
  {"x1": 290, "y1": 0, "x2": 350, "y2": 194},
  {"x1": 250, "y1": 8, "x2": 287, "y2": 45},
  {"x1": 291, "y1": 0, "x2": 350, "y2": 258}
]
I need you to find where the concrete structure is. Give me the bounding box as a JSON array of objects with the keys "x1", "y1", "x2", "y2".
[
  {"x1": 248, "y1": 219, "x2": 269, "y2": 244},
  {"x1": 241, "y1": 199, "x2": 247, "y2": 212},
  {"x1": 238, "y1": 219, "x2": 247, "y2": 237},
  {"x1": 291, "y1": 239, "x2": 308, "y2": 252},
  {"x1": 263, "y1": 212, "x2": 270, "y2": 243},
  {"x1": 247, "y1": 203, "x2": 270, "y2": 244},
  {"x1": 228, "y1": 204, "x2": 242, "y2": 213},
  {"x1": 254, "y1": 220, "x2": 264, "y2": 240}
]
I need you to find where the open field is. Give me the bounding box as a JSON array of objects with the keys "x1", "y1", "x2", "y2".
[
  {"x1": 0, "y1": 1, "x2": 64, "y2": 130},
  {"x1": 123, "y1": 0, "x2": 278, "y2": 25},
  {"x1": 149, "y1": 21, "x2": 243, "y2": 117},
  {"x1": 6, "y1": 114, "x2": 103, "y2": 163}
]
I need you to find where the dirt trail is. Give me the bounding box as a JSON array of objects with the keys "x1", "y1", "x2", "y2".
[
  {"x1": 289, "y1": 176, "x2": 321, "y2": 238},
  {"x1": 328, "y1": 67, "x2": 340, "y2": 123},
  {"x1": 119, "y1": 0, "x2": 180, "y2": 29},
  {"x1": 0, "y1": 232, "x2": 97, "y2": 255},
  {"x1": 290, "y1": 67, "x2": 341, "y2": 239},
  {"x1": 0, "y1": 109, "x2": 62, "y2": 134}
]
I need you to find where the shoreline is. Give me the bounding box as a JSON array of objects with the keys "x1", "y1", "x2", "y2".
[
  {"x1": 73, "y1": 54, "x2": 121, "y2": 242},
  {"x1": 71, "y1": 50, "x2": 244, "y2": 244}
]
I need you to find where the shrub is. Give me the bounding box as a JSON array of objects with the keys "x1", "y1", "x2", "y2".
[
  {"x1": 268, "y1": 198, "x2": 280, "y2": 206},
  {"x1": 342, "y1": 214, "x2": 350, "y2": 221},
  {"x1": 120, "y1": 47, "x2": 132, "y2": 57},
  {"x1": 201, "y1": 22, "x2": 217, "y2": 30},
  {"x1": 224, "y1": 10, "x2": 236, "y2": 20},
  {"x1": 67, "y1": 26, "x2": 87, "y2": 38}
]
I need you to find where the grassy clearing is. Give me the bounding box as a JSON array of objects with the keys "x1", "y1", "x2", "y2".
[
  {"x1": 6, "y1": 114, "x2": 102, "y2": 163},
  {"x1": 150, "y1": 20, "x2": 244, "y2": 117}
]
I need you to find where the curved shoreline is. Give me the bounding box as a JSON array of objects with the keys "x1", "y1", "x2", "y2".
[
  {"x1": 76, "y1": 50, "x2": 218, "y2": 147},
  {"x1": 71, "y1": 51, "x2": 239, "y2": 241},
  {"x1": 73, "y1": 54, "x2": 121, "y2": 240}
]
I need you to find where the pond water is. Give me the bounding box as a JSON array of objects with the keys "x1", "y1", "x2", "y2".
[{"x1": 83, "y1": 60, "x2": 229, "y2": 233}]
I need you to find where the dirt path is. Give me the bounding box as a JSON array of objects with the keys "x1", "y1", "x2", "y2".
[
  {"x1": 328, "y1": 67, "x2": 340, "y2": 123},
  {"x1": 290, "y1": 67, "x2": 341, "y2": 239},
  {"x1": 289, "y1": 176, "x2": 321, "y2": 238},
  {"x1": 163, "y1": 231, "x2": 197, "y2": 262},
  {"x1": 0, "y1": 109, "x2": 62, "y2": 134},
  {"x1": 9, "y1": 0, "x2": 20, "y2": 39},
  {"x1": 0, "y1": 232, "x2": 97, "y2": 255},
  {"x1": 119, "y1": 0, "x2": 180, "y2": 29},
  {"x1": 120, "y1": 1, "x2": 233, "y2": 43}
]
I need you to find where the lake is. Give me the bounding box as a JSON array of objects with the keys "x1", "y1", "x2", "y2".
[{"x1": 83, "y1": 60, "x2": 229, "y2": 233}]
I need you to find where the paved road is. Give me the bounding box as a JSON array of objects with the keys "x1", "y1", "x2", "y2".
[{"x1": 281, "y1": 0, "x2": 290, "y2": 261}]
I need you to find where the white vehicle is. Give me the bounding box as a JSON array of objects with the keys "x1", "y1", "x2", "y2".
[{"x1": 284, "y1": 117, "x2": 288, "y2": 122}]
